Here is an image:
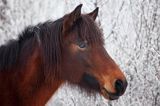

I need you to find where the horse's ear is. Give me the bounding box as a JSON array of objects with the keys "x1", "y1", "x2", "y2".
[
  {"x1": 63, "y1": 4, "x2": 82, "y2": 34},
  {"x1": 87, "y1": 7, "x2": 99, "y2": 21}
]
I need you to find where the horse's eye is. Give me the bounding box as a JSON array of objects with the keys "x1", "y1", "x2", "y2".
[
  {"x1": 79, "y1": 42, "x2": 86, "y2": 48},
  {"x1": 78, "y1": 41, "x2": 87, "y2": 48}
]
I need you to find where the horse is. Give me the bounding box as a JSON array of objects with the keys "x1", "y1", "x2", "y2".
[{"x1": 0, "y1": 4, "x2": 127, "y2": 106}]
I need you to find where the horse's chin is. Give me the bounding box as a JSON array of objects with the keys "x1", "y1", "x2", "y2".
[
  {"x1": 79, "y1": 73, "x2": 121, "y2": 100},
  {"x1": 100, "y1": 87, "x2": 119, "y2": 100}
]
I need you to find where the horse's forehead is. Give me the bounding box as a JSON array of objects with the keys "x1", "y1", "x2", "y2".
[{"x1": 66, "y1": 16, "x2": 103, "y2": 45}]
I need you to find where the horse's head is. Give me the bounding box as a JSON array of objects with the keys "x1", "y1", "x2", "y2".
[{"x1": 61, "y1": 4, "x2": 127, "y2": 100}]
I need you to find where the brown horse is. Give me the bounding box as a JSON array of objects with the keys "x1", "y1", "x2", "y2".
[{"x1": 0, "y1": 4, "x2": 127, "y2": 106}]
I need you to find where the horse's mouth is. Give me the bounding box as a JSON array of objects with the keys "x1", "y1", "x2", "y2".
[
  {"x1": 100, "y1": 87, "x2": 119, "y2": 100},
  {"x1": 80, "y1": 73, "x2": 122, "y2": 100}
]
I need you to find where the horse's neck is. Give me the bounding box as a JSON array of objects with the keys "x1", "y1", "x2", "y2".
[
  {"x1": 0, "y1": 47, "x2": 64, "y2": 106},
  {"x1": 19, "y1": 77, "x2": 63, "y2": 106},
  {"x1": 18, "y1": 47, "x2": 64, "y2": 106}
]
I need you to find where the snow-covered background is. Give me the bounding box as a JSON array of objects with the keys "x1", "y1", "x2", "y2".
[{"x1": 0, "y1": 0, "x2": 160, "y2": 106}]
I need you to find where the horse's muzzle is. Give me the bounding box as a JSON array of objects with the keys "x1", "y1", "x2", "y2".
[{"x1": 101, "y1": 79, "x2": 128, "y2": 100}]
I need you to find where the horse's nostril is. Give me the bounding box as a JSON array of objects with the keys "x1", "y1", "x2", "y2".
[{"x1": 115, "y1": 79, "x2": 127, "y2": 96}]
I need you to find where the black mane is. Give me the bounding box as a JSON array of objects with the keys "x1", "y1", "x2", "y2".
[
  {"x1": 0, "y1": 18, "x2": 63, "y2": 71},
  {"x1": 0, "y1": 39, "x2": 19, "y2": 70}
]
